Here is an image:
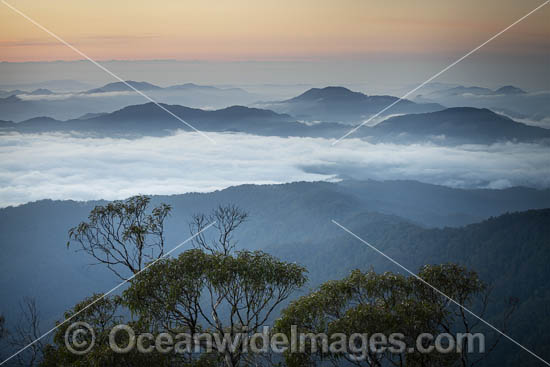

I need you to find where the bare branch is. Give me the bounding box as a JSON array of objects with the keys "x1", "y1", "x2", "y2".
[{"x1": 68, "y1": 195, "x2": 171, "y2": 280}]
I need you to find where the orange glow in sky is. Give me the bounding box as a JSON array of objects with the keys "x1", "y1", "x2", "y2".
[{"x1": 0, "y1": 0, "x2": 548, "y2": 62}]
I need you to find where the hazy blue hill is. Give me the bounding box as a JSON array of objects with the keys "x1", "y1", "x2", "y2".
[
  {"x1": 0, "y1": 181, "x2": 549, "y2": 366},
  {"x1": 27, "y1": 88, "x2": 55, "y2": 95},
  {"x1": 97, "y1": 102, "x2": 209, "y2": 122},
  {"x1": 167, "y1": 82, "x2": 218, "y2": 90},
  {"x1": 0, "y1": 81, "x2": 258, "y2": 121},
  {"x1": 0, "y1": 94, "x2": 22, "y2": 103},
  {"x1": 0, "y1": 88, "x2": 54, "y2": 97},
  {"x1": 258, "y1": 86, "x2": 445, "y2": 123},
  {"x1": 429, "y1": 85, "x2": 526, "y2": 97},
  {"x1": 288, "y1": 86, "x2": 368, "y2": 103},
  {"x1": 495, "y1": 85, "x2": 526, "y2": 95},
  {"x1": 0, "y1": 120, "x2": 15, "y2": 128},
  {"x1": 4, "y1": 103, "x2": 550, "y2": 144},
  {"x1": 0, "y1": 89, "x2": 25, "y2": 98},
  {"x1": 7, "y1": 116, "x2": 64, "y2": 132},
  {"x1": 416, "y1": 84, "x2": 548, "y2": 124},
  {"x1": 166, "y1": 83, "x2": 248, "y2": 94},
  {"x1": 0, "y1": 93, "x2": 125, "y2": 122},
  {"x1": 99, "y1": 103, "x2": 291, "y2": 123},
  {"x1": 372, "y1": 107, "x2": 550, "y2": 144},
  {"x1": 85, "y1": 80, "x2": 162, "y2": 94},
  {"x1": 76, "y1": 112, "x2": 108, "y2": 120},
  {"x1": 16, "y1": 116, "x2": 59, "y2": 124},
  {"x1": 335, "y1": 179, "x2": 550, "y2": 227},
  {"x1": 435, "y1": 85, "x2": 494, "y2": 96},
  {"x1": 84, "y1": 102, "x2": 310, "y2": 136},
  {"x1": 211, "y1": 105, "x2": 287, "y2": 120},
  {"x1": 87, "y1": 81, "x2": 248, "y2": 94},
  {"x1": 274, "y1": 209, "x2": 550, "y2": 367},
  {"x1": 1, "y1": 180, "x2": 549, "y2": 312},
  {"x1": 5, "y1": 102, "x2": 347, "y2": 137}
]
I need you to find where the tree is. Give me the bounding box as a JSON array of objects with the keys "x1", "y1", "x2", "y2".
[
  {"x1": 68, "y1": 195, "x2": 171, "y2": 280},
  {"x1": 124, "y1": 249, "x2": 307, "y2": 367},
  {"x1": 190, "y1": 204, "x2": 248, "y2": 255},
  {"x1": 8, "y1": 298, "x2": 45, "y2": 367},
  {"x1": 0, "y1": 314, "x2": 4, "y2": 340},
  {"x1": 40, "y1": 293, "x2": 222, "y2": 367},
  {"x1": 0, "y1": 313, "x2": 6, "y2": 361},
  {"x1": 51, "y1": 203, "x2": 306, "y2": 367},
  {"x1": 411, "y1": 264, "x2": 516, "y2": 367},
  {"x1": 275, "y1": 264, "x2": 513, "y2": 367},
  {"x1": 40, "y1": 294, "x2": 174, "y2": 367},
  {"x1": 124, "y1": 205, "x2": 307, "y2": 367}
]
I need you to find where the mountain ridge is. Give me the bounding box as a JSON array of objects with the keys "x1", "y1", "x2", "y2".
[
  {"x1": 2, "y1": 102, "x2": 550, "y2": 144},
  {"x1": 429, "y1": 84, "x2": 527, "y2": 97},
  {"x1": 0, "y1": 181, "x2": 549, "y2": 366},
  {"x1": 85, "y1": 80, "x2": 162, "y2": 94},
  {"x1": 372, "y1": 107, "x2": 550, "y2": 144},
  {"x1": 257, "y1": 86, "x2": 445, "y2": 123}
]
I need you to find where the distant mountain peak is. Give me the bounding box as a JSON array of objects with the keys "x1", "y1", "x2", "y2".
[
  {"x1": 440, "y1": 86, "x2": 494, "y2": 96},
  {"x1": 290, "y1": 86, "x2": 366, "y2": 102},
  {"x1": 173, "y1": 83, "x2": 202, "y2": 88},
  {"x1": 22, "y1": 116, "x2": 58, "y2": 123},
  {"x1": 373, "y1": 106, "x2": 550, "y2": 144},
  {"x1": 113, "y1": 80, "x2": 160, "y2": 89},
  {"x1": 167, "y1": 83, "x2": 219, "y2": 91},
  {"x1": 1, "y1": 95, "x2": 22, "y2": 103},
  {"x1": 495, "y1": 85, "x2": 526, "y2": 95},
  {"x1": 256, "y1": 86, "x2": 444, "y2": 124},
  {"x1": 215, "y1": 105, "x2": 287, "y2": 119},
  {"x1": 28, "y1": 88, "x2": 55, "y2": 95},
  {"x1": 436, "y1": 106, "x2": 494, "y2": 115},
  {"x1": 431, "y1": 85, "x2": 527, "y2": 97},
  {"x1": 89, "y1": 102, "x2": 291, "y2": 124},
  {"x1": 76, "y1": 112, "x2": 108, "y2": 120},
  {"x1": 86, "y1": 81, "x2": 161, "y2": 94}
]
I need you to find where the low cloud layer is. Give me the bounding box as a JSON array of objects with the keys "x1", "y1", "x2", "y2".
[
  {"x1": 17, "y1": 91, "x2": 135, "y2": 101},
  {"x1": 1, "y1": 131, "x2": 549, "y2": 207}
]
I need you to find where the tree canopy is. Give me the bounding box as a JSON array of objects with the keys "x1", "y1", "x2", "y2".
[{"x1": 275, "y1": 264, "x2": 511, "y2": 367}]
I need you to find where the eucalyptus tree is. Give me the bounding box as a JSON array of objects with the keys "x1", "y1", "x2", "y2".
[
  {"x1": 124, "y1": 248, "x2": 307, "y2": 367},
  {"x1": 275, "y1": 264, "x2": 512, "y2": 367},
  {"x1": 62, "y1": 203, "x2": 307, "y2": 367},
  {"x1": 68, "y1": 195, "x2": 171, "y2": 280}
]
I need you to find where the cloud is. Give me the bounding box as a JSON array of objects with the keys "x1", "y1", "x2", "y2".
[
  {"x1": 0, "y1": 131, "x2": 549, "y2": 207},
  {"x1": 306, "y1": 140, "x2": 550, "y2": 189},
  {"x1": 494, "y1": 111, "x2": 550, "y2": 129},
  {"x1": 17, "y1": 91, "x2": 136, "y2": 101}
]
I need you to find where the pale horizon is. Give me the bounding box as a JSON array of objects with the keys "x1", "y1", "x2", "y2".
[{"x1": 2, "y1": 0, "x2": 548, "y2": 90}]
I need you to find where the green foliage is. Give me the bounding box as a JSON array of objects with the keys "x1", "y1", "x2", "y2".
[
  {"x1": 44, "y1": 203, "x2": 307, "y2": 367},
  {"x1": 275, "y1": 264, "x2": 491, "y2": 367},
  {"x1": 40, "y1": 294, "x2": 171, "y2": 367},
  {"x1": 42, "y1": 248, "x2": 306, "y2": 367},
  {"x1": 4, "y1": 191, "x2": 546, "y2": 366},
  {"x1": 39, "y1": 294, "x2": 223, "y2": 367},
  {"x1": 124, "y1": 248, "x2": 307, "y2": 366}
]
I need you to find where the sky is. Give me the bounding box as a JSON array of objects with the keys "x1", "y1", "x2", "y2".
[
  {"x1": 0, "y1": 0, "x2": 548, "y2": 90},
  {"x1": 1, "y1": 0, "x2": 548, "y2": 61}
]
